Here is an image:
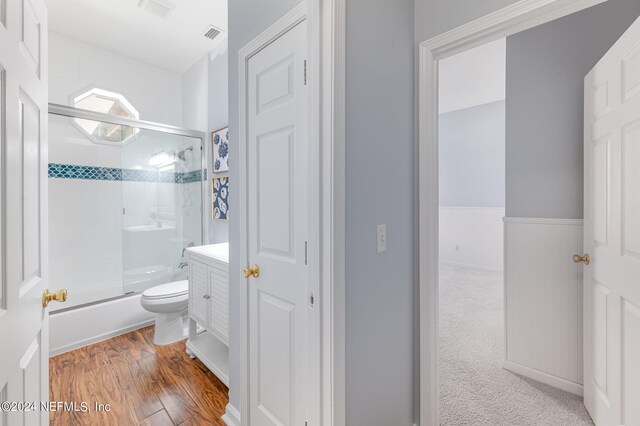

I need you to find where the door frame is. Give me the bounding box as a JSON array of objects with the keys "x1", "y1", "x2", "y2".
[
  {"x1": 417, "y1": 0, "x2": 607, "y2": 425},
  {"x1": 236, "y1": 1, "x2": 346, "y2": 425}
]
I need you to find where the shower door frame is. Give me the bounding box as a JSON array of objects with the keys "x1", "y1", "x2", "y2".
[
  {"x1": 48, "y1": 102, "x2": 209, "y2": 279},
  {"x1": 48, "y1": 102, "x2": 209, "y2": 302}
]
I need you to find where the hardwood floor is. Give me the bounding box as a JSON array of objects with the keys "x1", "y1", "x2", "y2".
[{"x1": 49, "y1": 326, "x2": 229, "y2": 426}]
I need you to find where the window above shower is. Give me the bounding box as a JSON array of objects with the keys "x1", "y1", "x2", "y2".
[{"x1": 72, "y1": 87, "x2": 140, "y2": 144}]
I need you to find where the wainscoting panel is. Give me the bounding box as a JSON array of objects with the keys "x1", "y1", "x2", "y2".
[
  {"x1": 504, "y1": 217, "x2": 584, "y2": 394},
  {"x1": 440, "y1": 207, "x2": 505, "y2": 271}
]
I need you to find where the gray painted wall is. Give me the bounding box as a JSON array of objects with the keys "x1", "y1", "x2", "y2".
[
  {"x1": 208, "y1": 43, "x2": 230, "y2": 243},
  {"x1": 345, "y1": 0, "x2": 415, "y2": 424},
  {"x1": 227, "y1": 0, "x2": 640, "y2": 423},
  {"x1": 415, "y1": 0, "x2": 517, "y2": 42},
  {"x1": 439, "y1": 101, "x2": 505, "y2": 208},
  {"x1": 506, "y1": 0, "x2": 640, "y2": 218},
  {"x1": 228, "y1": 0, "x2": 415, "y2": 423},
  {"x1": 228, "y1": 0, "x2": 303, "y2": 412}
]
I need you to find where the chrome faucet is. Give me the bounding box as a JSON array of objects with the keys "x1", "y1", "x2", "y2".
[
  {"x1": 178, "y1": 261, "x2": 188, "y2": 269},
  {"x1": 181, "y1": 242, "x2": 195, "y2": 258}
]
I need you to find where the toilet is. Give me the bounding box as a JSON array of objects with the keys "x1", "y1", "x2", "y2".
[{"x1": 140, "y1": 280, "x2": 189, "y2": 345}]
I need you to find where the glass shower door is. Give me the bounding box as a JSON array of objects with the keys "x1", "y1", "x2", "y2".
[
  {"x1": 48, "y1": 105, "x2": 205, "y2": 311},
  {"x1": 121, "y1": 129, "x2": 203, "y2": 294}
]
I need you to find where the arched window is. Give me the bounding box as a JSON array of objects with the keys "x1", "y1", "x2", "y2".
[{"x1": 72, "y1": 88, "x2": 139, "y2": 144}]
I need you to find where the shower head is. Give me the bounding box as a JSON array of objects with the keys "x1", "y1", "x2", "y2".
[{"x1": 177, "y1": 146, "x2": 194, "y2": 161}]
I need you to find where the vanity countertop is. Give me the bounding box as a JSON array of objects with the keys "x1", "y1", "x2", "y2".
[{"x1": 187, "y1": 243, "x2": 229, "y2": 263}]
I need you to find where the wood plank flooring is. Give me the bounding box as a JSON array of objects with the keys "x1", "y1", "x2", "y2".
[{"x1": 49, "y1": 326, "x2": 229, "y2": 426}]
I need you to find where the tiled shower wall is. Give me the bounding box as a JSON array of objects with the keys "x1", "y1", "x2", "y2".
[
  {"x1": 48, "y1": 123, "x2": 125, "y2": 309},
  {"x1": 48, "y1": 126, "x2": 203, "y2": 310},
  {"x1": 49, "y1": 32, "x2": 182, "y2": 125},
  {"x1": 47, "y1": 32, "x2": 199, "y2": 310}
]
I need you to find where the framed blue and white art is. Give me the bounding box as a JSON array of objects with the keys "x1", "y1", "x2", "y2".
[
  {"x1": 212, "y1": 126, "x2": 229, "y2": 173},
  {"x1": 213, "y1": 176, "x2": 229, "y2": 220}
]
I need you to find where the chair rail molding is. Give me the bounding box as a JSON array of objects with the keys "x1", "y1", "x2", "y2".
[{"x1": 418, "y1": 0, "x2": 606, "y2": 424}]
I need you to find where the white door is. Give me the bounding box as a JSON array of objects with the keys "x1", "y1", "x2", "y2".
[
  {"x1": 246, "y1": 20, "x2": 310, "y2": 426},
  {"x1": 0, "y1": 0, "x2": 51, "y2": 424},
  {"x1": 583, "y1": 15, "x2": 640, "y2": 426}
]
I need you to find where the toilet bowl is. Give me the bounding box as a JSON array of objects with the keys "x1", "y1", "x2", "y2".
[{"x1": 140, "y1": 280, "x2": 189, "y2": 345}]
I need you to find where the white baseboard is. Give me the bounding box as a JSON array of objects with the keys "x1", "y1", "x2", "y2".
[
  {"x1": 502, "y1": 360, "x2": 583, "y2": 396},
  {"x1": 222, "y1": 403, "x2": 241, "y2": 426},
  {"x1": 439, "y1": 260, "x2": 503, "y2": 273},
  {"x1": 49, "y1": 294, "x2": 155, "y2": 356}
]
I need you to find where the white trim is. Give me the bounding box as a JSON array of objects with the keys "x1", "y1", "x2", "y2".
[
  {"x1": 503, "y1": 216, "x2": 584, "y2": 226},
  {"x1": 502, "y1": 360, "x2": 584, "y2": 396},
  {"x1": 49, "y1": 319, "x2": 154, "y2": 357},
  {"x1": 418, "y1": 1, "x2": 606, "y2": 425},
  {"x1": 237, "y1": 1, "x2": 345, "y2": 425},
  {"x1": 419, "y1": 0, "x2": 605, "y2": 57},
  {"x1": 222, "y1": 403, "x2": 241, "y2": 426},
  {"x1": 320, "y1": 0, "x2": 346, "y2": 424},
  {"x1": 439, "y1": 260, "x2": 503, "y2": 273}
]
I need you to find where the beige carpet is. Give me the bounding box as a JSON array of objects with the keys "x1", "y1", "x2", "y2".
[{"x1": 439, "y1": 264, "x2": 594, "y2": 425}]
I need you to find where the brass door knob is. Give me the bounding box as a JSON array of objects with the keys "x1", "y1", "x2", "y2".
[
  {"x1": 243, "y1": 264, "x2": 260, "y2": 278},
  {"x1": 573, "y1": 254, "x2": 590, "y2": 265},
  {"x1": 42, "y1": 289, "x2": 68, "y2": 308}
]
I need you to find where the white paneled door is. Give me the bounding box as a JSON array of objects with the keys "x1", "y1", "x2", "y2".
[
  {"x1": 583, "y1": 15, "x2": 640, "y2": 426},
  {"x1": 0, "y1": 0, "x2": 50, "y2": 424},
  {"x1": 246, "y1": 19, "x2": 310, "y2": 426}
]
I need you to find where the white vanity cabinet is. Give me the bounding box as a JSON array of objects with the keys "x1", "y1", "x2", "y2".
[{"x1": 185, "y1": 243, "x2": 230, "y2": 386}]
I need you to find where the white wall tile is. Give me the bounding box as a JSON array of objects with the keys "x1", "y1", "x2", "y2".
[
  {"x1": 98, "y1": 181, "x2": 122, "y2": 207},
  {"x1": 50, "y1": 205, "x2": 85, "y2": 236},
  {"x1": 81, "y1": 205, "x2": 118, "y2": 235},
  {"x1": 48, "y1": 179, "x2": 81, "y2": 207},
  {"x1": 78, "y1": 54, "x2": 118, "y2": 90},
  {"x1": 81, "y1": 234, "x2": 121, "y2": 260},
  {"x1": 49, "y1": 32, "x2": 182, "y2": 125},
  {"x1": 49, "y1": 46, "x2": 79, "y2": 80},
  {"x1": 49, "y1": 234, "x2": 82, "y2": 265},
  {"x1": 78, "y1": 180, "x2": 100, "y2": 206},
  {"x1": 48, "y1": 32, "x2": 192, "y2": 307},
  {"x1": 49, "y1": 76, "x2": 83, "y2": 104}
]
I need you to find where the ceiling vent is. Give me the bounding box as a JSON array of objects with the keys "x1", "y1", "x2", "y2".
[
  {"x1": 203, "y1": 25, "x2": 223, "y2": 41},
  {"x1": 138, "y1": 0, "x2": 175, "y2": 19}
]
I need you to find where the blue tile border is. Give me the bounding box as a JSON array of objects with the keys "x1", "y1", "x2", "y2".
[{"x1": 48, "y1": 163, "x2": 203, "y2": 184}]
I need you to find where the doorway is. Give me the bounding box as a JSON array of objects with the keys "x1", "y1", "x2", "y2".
[
  {"x1": 419, "y1": 0, "x2": 640, "y2": 425},
  {"x1": 437, "y1": 38, "x2": 509, "y2": 424}
]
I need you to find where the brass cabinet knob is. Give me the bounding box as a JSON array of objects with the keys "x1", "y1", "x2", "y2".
[
  {"x1": 42, "y1": 289, "x2": 68, "y2": 308},
  {"x1": 243, "y1": 264, "x2": 260, "y2": 278},
  {"x1": 573, "y1": 254, "x2": 590, "y2": 265}
]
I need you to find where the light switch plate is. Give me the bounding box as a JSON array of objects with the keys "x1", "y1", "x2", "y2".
[{"x1": 377, "y1": 224, "x2": 387, "y2": 253}]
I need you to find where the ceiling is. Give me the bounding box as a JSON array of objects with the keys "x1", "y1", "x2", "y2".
[
  {"x1": 45, "y1": 0, "x2": 227, "y2": 73},
  {"x1": 438, "y1": 38, "x2": 506, "y2": 114}
]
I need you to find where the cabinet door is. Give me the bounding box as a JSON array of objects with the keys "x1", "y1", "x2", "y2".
[
  {"x1": 208, "y1": 266, "x2": 229, "y2": 345},
  {"x1": 189, "y1": 259, "x2": 209, "y2": 325}
]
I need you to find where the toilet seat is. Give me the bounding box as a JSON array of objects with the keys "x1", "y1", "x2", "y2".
[
  {"x1": 140, "y1": 280, "x2": 189, "y2": 345},
  {"x1": 142, "y1": 280, "x2": 188, "y2": 300}
]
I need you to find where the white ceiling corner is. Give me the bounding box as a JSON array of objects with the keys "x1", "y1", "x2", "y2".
[
  {"x1": 45, "y1": 0, "x2": 227, "y2": 73},
  {"x1": 438, "y1": 38, "x2": 506, "y2": 114}
]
